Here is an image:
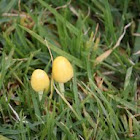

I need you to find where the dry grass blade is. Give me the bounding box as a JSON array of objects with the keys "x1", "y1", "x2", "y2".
[
  {"x1": 55, "y1": 0, "x2": 71, "y2": 10},
  {"x1": 94, "y1": 22, "x2": 132, "y2": 66},
  {"x1": 5, "y1": 96, "x2": 20, "y2": 121},
  {"x1": 95, "y1": 49, "x2": 113, "y2": 66},
  {"x1": 94, "y1": 74, "x2": 107, "y2": 91},
  {"x1": 132, "y1": 33, "x2": 140, "y2": 36},
  {"x1": 129, "y1": 116, "x2": 133, "y2": 137},
  {"x1": 133, "y1": 50, "x2": 140, "y2": 55}
]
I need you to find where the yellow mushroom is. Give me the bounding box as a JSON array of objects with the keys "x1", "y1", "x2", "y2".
[
  {"x1": 52, "y1": 56, "x2": 73, "y2": 83},
  {"x1": 52, "y1": 56, "x2": 73, "y2": 93},
  {"x1": 31, "y1": 69, "x2": 50, "y2": 100}
]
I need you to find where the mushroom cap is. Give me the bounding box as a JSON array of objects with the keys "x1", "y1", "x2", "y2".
[
  {"x1": 52, "y1": 56, "x2": 73, "y2": 83},
  {"x1": 31, "y1": 69, "x2": 50, "y2": 92}
]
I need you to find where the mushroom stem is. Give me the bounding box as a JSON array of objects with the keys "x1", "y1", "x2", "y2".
[
  {"x1": 59, "y1": 83, "x2": 65, "y2": 95},
  {"x1": 38, "y1": 91, "x2": 43, "y2": 101}
]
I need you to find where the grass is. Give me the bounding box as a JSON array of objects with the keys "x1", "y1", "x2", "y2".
[{"x1": 0, "y1": 0, "x2": 140, "y2": 139}]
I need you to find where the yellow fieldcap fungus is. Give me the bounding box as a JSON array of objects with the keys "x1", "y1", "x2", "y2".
[
  {"x1": 52, "y1": 56, "x2": 73, "y2": 83},
  {"x1": 31, "y1": 69, "x2": 50, "y2": 92}
]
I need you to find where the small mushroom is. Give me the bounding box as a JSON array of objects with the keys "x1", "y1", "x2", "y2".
[
  {"x1": 31, "y1": 69, "x2": 50, "y2": 100},
  {"x1": 52, "y1": 56, "x2": 73, "y2": 93}
]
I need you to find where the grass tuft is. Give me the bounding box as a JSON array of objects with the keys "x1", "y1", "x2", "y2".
[{"x1": 0, "y1": 0, "x2": 140, "y2": 139}]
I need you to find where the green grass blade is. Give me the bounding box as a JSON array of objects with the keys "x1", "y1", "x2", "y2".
[{"x1": 19, "y1": 25, "x2": 83, "y2": 68}]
